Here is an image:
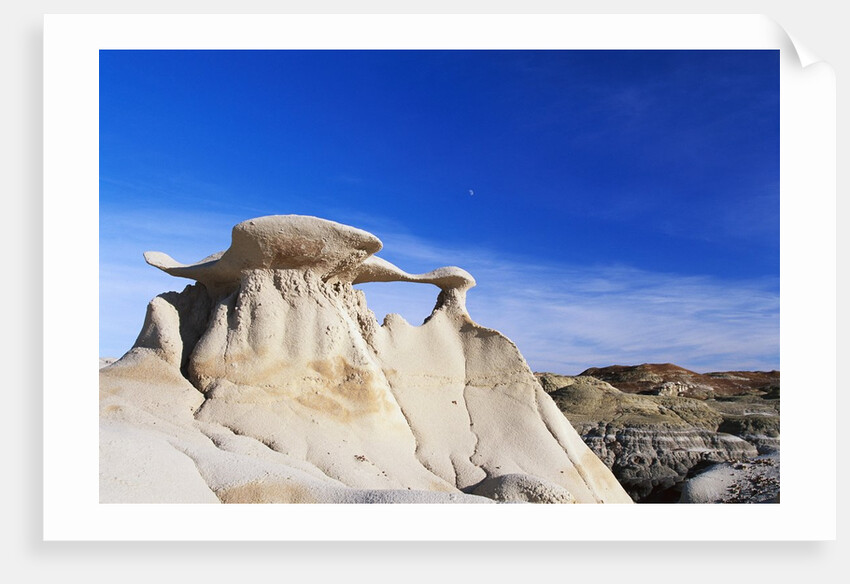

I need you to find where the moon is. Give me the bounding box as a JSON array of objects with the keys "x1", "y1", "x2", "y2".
[{"x1": 469, "y1": 189, "x2": 474, "y2": 196}]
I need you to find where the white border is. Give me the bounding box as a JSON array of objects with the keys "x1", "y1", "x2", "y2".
[{"x1": 43, "y1": 13, "x2": 836, "y2": 541}]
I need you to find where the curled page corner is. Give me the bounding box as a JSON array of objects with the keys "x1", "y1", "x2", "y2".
[
  {"x1": 786, "y1": 33, "x2": 822, "y2": 68},
  {"x1": 758, "y1": 14, "x2": 826, "y2": 70}
]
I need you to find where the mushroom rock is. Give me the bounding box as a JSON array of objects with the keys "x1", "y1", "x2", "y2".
[
  {"x1": 143, "y1": 215, "x2": 384, "y2": 296},
  {"x1": 101, "y1": 214, "x2": 633, "y2": 504}
]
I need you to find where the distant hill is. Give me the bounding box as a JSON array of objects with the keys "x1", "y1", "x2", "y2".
[{"x1": 578, "y1": 363, "x2": 779, "y2": 399}]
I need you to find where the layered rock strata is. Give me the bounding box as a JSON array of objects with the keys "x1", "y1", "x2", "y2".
[
  {"x1": 536, "y1": 373, "x2": 779, "y2": 502},
  {"x1": 100, "y1": 215, "x2": 633, "y2": 504}
]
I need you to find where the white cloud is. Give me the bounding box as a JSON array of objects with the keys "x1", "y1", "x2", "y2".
[{"x1": 356, "y1": 233, "x2": 779, "y2": 375}]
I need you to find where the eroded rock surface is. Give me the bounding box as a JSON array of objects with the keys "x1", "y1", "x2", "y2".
[
  {"x1": 536, "y1": 373, "x2": 779, "y2": 503},
  {"x1": 100, "y1": 215, "x2": 633, "y2": 504}
]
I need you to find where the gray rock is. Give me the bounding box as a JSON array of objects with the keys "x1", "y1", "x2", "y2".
[
  {"x1": 536, "y1": 373, "x2": 779, "y2": 503},
  {"x1": 679, "y1": 453, "x2": 780, "y2": 503}
]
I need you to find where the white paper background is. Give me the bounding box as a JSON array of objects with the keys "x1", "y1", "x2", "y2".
[
  {"x1": 6, "y1": 1, "x2": 844, "y2": 581},
  {"x1": 42, "y1": 12, "x2": 835, "y2": 542}
]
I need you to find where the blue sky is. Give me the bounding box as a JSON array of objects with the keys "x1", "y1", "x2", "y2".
[{"x1": 99, "y1": 50, "x2": 779, "y2": 374}]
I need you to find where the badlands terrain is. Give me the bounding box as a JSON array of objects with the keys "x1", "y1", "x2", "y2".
[
  {"x1": 536, "y1": 364, "x2": 779, "y2": 503},
  {"x1": 100, "y1": 215, "x2": 778, "y2": 505},
  {"x1": 99, "y1": 215, "x2": 632, "y2": 504}
]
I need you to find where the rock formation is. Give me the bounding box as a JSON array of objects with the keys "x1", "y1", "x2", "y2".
[
  {"x1": 100, "y1": 215, "x2": 633, "y2": 504},
  {"x1": 536, "y1": 372, "x2": 779, "y2": 502}
]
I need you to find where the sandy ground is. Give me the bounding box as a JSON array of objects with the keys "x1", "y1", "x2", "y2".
[{"x1": 679, "y1": 452, "x2": 780, "y2": 503}]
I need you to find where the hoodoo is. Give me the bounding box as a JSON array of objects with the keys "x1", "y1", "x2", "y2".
[{"x1": 100, "y1": 214, "x2": 633, "y2": 504}]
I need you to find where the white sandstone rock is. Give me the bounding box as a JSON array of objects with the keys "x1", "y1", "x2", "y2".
[{"x1": 100, "y1": 214, "x2": 633, "y2": 504}]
